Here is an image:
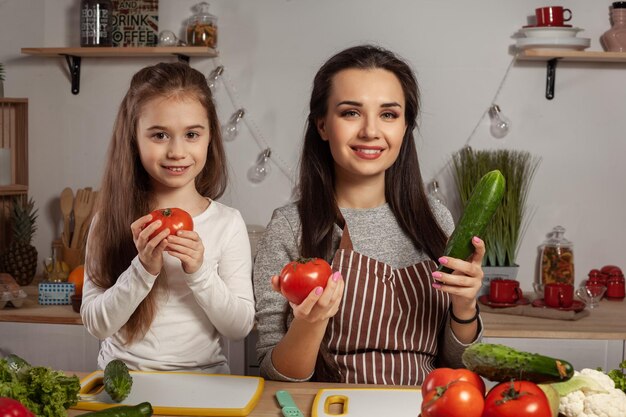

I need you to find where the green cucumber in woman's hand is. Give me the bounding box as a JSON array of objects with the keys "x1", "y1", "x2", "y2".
[
  {"x1": 438, "y1": 169, "x2": 505, "y2": 273},
  {"x1": 77, "y1": 402, "x2": 153, "y2": 417}
]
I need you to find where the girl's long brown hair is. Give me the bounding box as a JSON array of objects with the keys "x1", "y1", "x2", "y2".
[
  {"x1": 297, "y1": 45, "x2": 448, "y2": 381},
  {"x1": 88, "y1": 62, "x2": 227, "y2": 344}
]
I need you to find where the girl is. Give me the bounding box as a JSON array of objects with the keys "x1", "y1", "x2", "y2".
[
  {"x1": 81, "y1": 62, "x2": 255, "y2": 373},
  {"x1": 253, "y1": 45, "x2": 484, "y2": 384}
]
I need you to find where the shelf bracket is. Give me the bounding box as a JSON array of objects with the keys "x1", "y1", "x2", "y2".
[
  {"x1": 545, "y1": 58, "x2": 558, "y2": 100},
  {"x1": 64, "y1": 55, "x2": 82, "y2": 95},
  {"x1": 176, "y1": 54, "x2": 190, "y2": 64}
]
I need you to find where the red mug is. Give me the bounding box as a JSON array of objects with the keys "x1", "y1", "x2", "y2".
[
  {"x1": 535, "y1": 6, "x2": 572, "y2": 26},
  {"x1": 489, "y1": 279, "x2": 523, "y2": 304},
  {"x1": 544, "y1": 283, "x2": 574, "y2": 308}
]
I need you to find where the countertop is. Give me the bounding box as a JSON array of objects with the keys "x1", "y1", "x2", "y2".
[{"x1": 2, "y1": 284, "x2": 626, "y2": 339}]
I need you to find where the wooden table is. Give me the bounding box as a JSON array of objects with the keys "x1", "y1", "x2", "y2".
[
  {"x1": 66, "y1": 373, "x2": 381, "y2": 417},
  {"x1": 0, "y1": 282, "x2": 81, "y2": 325}
]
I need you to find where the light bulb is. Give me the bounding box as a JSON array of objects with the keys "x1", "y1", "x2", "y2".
[
  {"x1": 428, "y1": 180, "x2": 447, "y2": 207},
  {"x1": 206, "y1": 65, "x2": 224, "y2": 92},
  {"x1": 158, "y1": 30, "x2": 186, "y2": 46},
  {"x1": 222, "y1": 108, "x2": 245, "y2": 142},
  {"x1": 248, "y1": 148, "x2": 272, "y2": 183},
  {"x1": 489, "y1": 104, "x2": 511, "y2": 139}
]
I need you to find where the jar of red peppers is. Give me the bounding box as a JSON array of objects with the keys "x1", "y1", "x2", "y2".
[{"x1": 540, "y1": 225, "x2": 575, "y2": 285}]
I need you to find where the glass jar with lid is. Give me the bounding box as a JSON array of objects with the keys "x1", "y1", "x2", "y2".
[
  {"x1": 540, "y1": 225, "x2": 575, "y2": 285},
  {"x1": 186, "y1": 2, "x2": 218, "y2": 48}
]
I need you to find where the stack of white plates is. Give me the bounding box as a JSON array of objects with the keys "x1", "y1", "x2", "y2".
[{"x1": 516, "y1": 26, "x2": 590, "y2": 51}]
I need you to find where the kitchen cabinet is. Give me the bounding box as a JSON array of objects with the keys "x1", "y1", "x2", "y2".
[
  {"x1": 20, "y1": 46, "x2": 217, "y2": 95},
  {"x1": 516, "y1": 48, "x2": 626, "y2": 99}
]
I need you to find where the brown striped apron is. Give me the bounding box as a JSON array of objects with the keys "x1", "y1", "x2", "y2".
[{"x1": 326, "y1": 223, "x2": 451, "y2": 385}]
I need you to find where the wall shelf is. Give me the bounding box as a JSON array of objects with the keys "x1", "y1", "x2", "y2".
[
  {"x1": 21, "y1": 47, "x2": 218, "y2": 95},
  {"x1": 516, "y1": 49, "x2": 626, "y2": 100}
]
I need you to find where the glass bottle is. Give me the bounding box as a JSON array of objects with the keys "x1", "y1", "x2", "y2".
[
  {"x1": 80, "y1": 0, "x2": 113, "y2": 47},
  {"x1": 186, "y1": 2, "x2": 218, "y2": 48},
  {"x1": 601, "y1": 2, "x2": 626, "y2": 52},
  {"x1": 540, "y1": 226, "x2": 575, "y2": 286}
]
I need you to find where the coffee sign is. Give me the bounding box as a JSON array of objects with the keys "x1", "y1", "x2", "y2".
[{"x1": 111, "y1": 0, "x2": 158, "y2": 46}]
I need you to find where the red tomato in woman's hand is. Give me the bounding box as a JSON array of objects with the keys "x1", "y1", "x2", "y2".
[
  {"x1": 483, "y1": 380, "x2": 552, "y2": 417},
  {"x1": 0, "y1": 398, "x2": 35, "y2": 417},
  {"x1": 421, "y1": 367, "x2": 486, "y2": 397},
  {"x1": 279, "y1": 258, "x2": 333, "y2": 304},
  {"x1": 421, "y1": 381, "x2": 484, "y2": 417},
  {"x1": 146, "y1": 208, "x2": 193, "y2": 240}
]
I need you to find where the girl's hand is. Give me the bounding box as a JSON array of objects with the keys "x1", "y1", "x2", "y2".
[
  {"x1": 271, "y1": 271, "x2": 344, "y2": 323},
  {"x1": 131, "y1": 214, "x2": 169, "y2": 275},
  {"x1": 165, "y1": 229, "x2": 204, "y2": 274},
  {"x1": 432, "y1": 236, "x2": 485, "y2": 314}
]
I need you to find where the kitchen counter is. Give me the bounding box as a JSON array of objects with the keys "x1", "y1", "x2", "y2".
[{"x1": 3, "y1": 284, "x2": 626, "y2": 339}]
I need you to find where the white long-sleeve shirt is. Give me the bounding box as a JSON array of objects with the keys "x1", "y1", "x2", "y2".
[{"x1": 81, "y1": 201, "x2": 255, "y2": 372}]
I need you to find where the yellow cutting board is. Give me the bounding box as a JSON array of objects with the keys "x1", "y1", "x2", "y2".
[
  {"x1": 312, "y1": 388, "x2": 422, "y2": 417},
  {"x1": 73, "y1": 370, "x2": 264, "y2": 416}
]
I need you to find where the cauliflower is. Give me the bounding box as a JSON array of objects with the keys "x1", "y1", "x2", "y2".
[{"x1": 559, "y1": 368, "x2": 626, "y2": 417}]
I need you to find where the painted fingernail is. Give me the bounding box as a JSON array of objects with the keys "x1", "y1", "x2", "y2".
[
  {"x1": 432, "y1": 271, "x2": 443, "y2": 279},
  {"x1": 332, "y1": 271, "x2": 341, "y2": 282},
  {"x1": 438, "y1": 257, "x2": 448, "y2": 264},
  {"x1": 473, "y1": 236, "x2": 482, "y2": 243},
  {"x1": 315, "y1": 287, "x2": 323, "y2": 295},
  {"x1": 432, "y1": 282, "x2": 442, "y2": 289}
]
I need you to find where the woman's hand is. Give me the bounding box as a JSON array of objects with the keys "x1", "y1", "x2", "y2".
[
  {"x1": 131, "y1": 214, "x2": 169, "y2": 276},
  {"x1": 165, "y1": 229, "x2": 204, "y2": 274},
  {"x1": 432, "y1": 236, "x2": 485, "y2": 315},
  {"x1": 271, "y1": 271, "x2": 344, "y2": 323}
]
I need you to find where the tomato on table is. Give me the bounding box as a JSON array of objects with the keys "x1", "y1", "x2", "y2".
[
  {"x1": 146, "y1": 208, "x2": 193, "y2": 240},
  {"x1": 421, "y1": 367, "x2": 486, "y2": 397},
  {"x1": 0, "y1": 398, "x2": 35, "y2": 417},
  {"x1": 421, "y1": 380, "x2": 484, "y2": 417},
  {"x1": 483, "y1": 380, "x2": 552, "y2": 417},
  {"x1": 279, "y1": 257, "x2": 333, "y2": 304}
]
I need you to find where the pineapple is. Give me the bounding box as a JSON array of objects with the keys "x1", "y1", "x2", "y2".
[{"x1": 0, "y1": 197, "x2": 38, "y2": 286}]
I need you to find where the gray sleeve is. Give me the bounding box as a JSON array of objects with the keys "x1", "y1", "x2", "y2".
[
  {"x1": 439, "y1": 314, "x2": 484, "y2": 368},
  {"x1": 429, "y1": 197, "x2": 455, "y2": 237},
  {"x1": 252, "y1": 206, "x2": 311, "y2": 381}
]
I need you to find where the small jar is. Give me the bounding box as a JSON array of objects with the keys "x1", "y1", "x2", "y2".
[
  {"x1": 186, "y1": 2, "x2": 218, "y2": 48},
  {"x1": 601, "y1": 2, "x2": 626, "y2": 52},
  {"x1": 540, "y1": 226, "x2": 575, "y2": 286},
  {"x1": 607, "y1": 272, "x2": 625, "y2": 299}
]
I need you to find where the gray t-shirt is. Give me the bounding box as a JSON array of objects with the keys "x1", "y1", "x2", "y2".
[{"x1": 252, "y1": 200, "x2": 481, "y2": 382}]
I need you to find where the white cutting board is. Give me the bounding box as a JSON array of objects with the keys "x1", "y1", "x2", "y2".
[
  {"x1": 74, "y1": 370, "x2": 264, "y2": 416},
  {"x1": 312, "y1": 388, "x2": 422, "y2": 417}
]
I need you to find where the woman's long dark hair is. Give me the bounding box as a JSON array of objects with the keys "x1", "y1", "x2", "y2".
[
  {"x1": 88, "y1": 62, "x2": 227, "y2": 344},
  {"x1": 297, "y1": 45, "x2": 448, "y2": 381}
]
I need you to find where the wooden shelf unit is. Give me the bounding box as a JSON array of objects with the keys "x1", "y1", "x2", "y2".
[
  {"x1": 516, "y1": 49, "x2": 626, "y2": 99},
  {"x1": 20, "y1": 46, "x2": 218, "y2": 95}
]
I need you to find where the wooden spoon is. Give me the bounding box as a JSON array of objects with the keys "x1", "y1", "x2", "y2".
[{"x1": 60, "y1": 187, "x2": 74, "y2": 247}]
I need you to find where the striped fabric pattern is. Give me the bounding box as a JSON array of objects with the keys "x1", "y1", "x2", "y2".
[{"x1": 327, "y1": 247, "x2": 450, "y2": 385}]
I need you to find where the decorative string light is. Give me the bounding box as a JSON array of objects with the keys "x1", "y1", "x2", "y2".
[
  {"x1": 222, "y1": 108, "x2": 245, "y2": 142},
  {"x1": 208, "y1": 59, "x2": 295, "y2": 185},
  {"x1": 430, "y1": 54, "x2": 518, "y2": 186},
  {"x1": 247, "y1": 148, "x2": 272, "y2": 183},
  {"x1": 206, "y1": 65, "x2": 224, "y2": 92},
  {"x1": 488, "y1": 104, "x2": 512, "y2": 139}
]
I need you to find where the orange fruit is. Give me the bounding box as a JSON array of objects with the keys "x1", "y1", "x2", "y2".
[{"x1": 68, "y1": 265, "x2": 85, "y2": 296}]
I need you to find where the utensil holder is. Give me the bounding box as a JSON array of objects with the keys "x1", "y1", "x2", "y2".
[{"x1": 62, "y1": 245, "x2": 83, "y2": 271}]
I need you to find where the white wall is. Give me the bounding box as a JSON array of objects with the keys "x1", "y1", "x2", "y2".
[{"x1": 1, "y1": 0, "x2": 624, "y2": 292}]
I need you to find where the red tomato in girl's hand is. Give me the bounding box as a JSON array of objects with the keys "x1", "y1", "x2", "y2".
[
  {"x1": 0, "y1": 397, "x2": 35, "y2": 417},
  {"x1": 146, "y1": 208, "x2": 193, "y2": 240},
  {"x1": 421, "y1": 381, "x2": 484, "y2": 417},
  {"x1": 279, "y1": 258, "x2": 333, "y2": 304},
  {"x1": 421, "y1": 367, "x2": 486, "y2": 397},
  {"x1": 483, "y1": 380, "x2": 552, "y2": 417}
]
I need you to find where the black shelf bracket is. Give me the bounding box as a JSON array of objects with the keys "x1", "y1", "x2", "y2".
[
  {"x1": 64, "y1": 55, "x2": 82, "y2": 95},
  {"x1": 545, "y1": 58, "x2": 559, "y2": 100},
  {"x1": 176, "y1": 54, "x2": 190, "y2": 64}
]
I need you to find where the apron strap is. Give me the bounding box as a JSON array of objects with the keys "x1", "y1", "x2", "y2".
[{"x1": 336, "y1": 210, "x2": 354, "y2": 251}]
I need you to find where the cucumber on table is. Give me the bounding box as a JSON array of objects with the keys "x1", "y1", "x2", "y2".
[
  {"x1": 438, "y1": 169, "x2": 505, "y2": 273},
  {"x1": 103, "y1": 359, "x2": 133, "y2": 402},
  {"x1": 77, "y1": 402, "x2": 152, "y2": 417},
  {"x1": 462, "y1": 343, "x2": 574, "y2": 383}
]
